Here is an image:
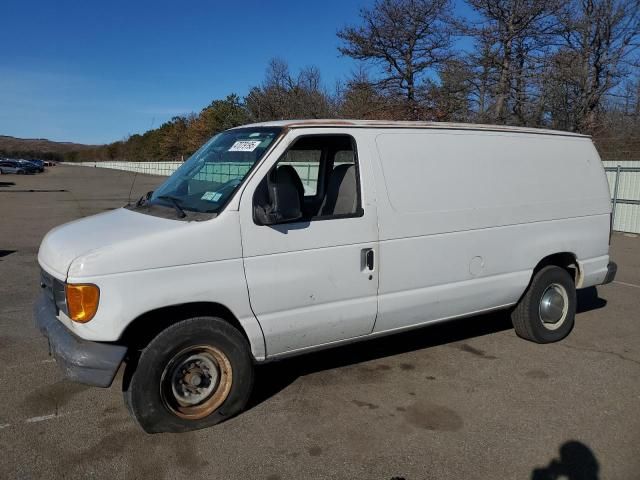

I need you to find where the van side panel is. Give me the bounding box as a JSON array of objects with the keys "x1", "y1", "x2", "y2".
[
  {"x1": 374, "y1": 131, "x2": 610, "y2": 236},
  {"x1": 370, "y1": 130, "x2": 611, "y2": 333}
]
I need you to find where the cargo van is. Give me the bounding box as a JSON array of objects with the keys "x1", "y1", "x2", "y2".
[{"x1": 35, "y1": 120, "x2": 616, "y2": 433}]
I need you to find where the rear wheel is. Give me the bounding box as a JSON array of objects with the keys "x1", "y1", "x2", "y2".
[
  {"x1": 123, "y1": 316, "x2": 254, "y2": 433},
  {"x1": 511, "y1": 265, "x2": 576, "y2": 343}
]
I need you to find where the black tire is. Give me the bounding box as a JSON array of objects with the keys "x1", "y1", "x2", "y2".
[
  {"x1": 17, "y1": 170, "x2": 25, "y2": 175},
  {"x1": 511, "y1": 265, "x2": 576, "y2": 343},
  {"x1": 123, "y1": 316, "x2": 254, "y2": 433}
]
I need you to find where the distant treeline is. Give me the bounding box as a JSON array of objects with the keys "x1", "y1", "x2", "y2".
[
  {"x1": 0, "y1": 149, "x2": 65, "y2": 162},
  {"x1": 0, "y1": 135, "x2": 93, "y2": 162},
  {"x1": 58, "y1": 0, "x2": 640, "y2": 161}
]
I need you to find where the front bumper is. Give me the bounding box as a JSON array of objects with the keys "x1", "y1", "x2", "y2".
[
  {"x1": 34, "y1": 292, "x2": 127, "y2": 387},
  {"x1": 602, "y1": 261, "x2": 617, "y2": 285}
]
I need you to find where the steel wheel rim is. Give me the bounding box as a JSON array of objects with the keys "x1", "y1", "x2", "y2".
[
  {"x1": 539, "y1": 283, "x2": 569, "y2": 331},
  {"x1": 160, "y1": 345, "x2": 233, "y2": 420}
]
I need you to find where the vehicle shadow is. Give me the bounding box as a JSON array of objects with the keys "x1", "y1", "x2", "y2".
[
  {"x1": 576, "y1": 287, "x2": 607, "y2": 313},
  {"x1": 248, "y1": 286, "x2": 608, "y2": 410},
  {"x1": 531, "y1": 440, "x2": 599, "y2": 480},
  {"x1": 248, "y1": 309, "x2": 514, "y2": 410}
]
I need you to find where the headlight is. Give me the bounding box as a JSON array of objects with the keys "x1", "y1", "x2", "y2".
[{"x1": 65, "y1": 284, "x2": 100, "y2": 323}]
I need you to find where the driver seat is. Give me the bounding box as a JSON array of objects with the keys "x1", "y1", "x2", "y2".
[{"x1": 253, "y1": 165, "x2": 304, "y2": 220}]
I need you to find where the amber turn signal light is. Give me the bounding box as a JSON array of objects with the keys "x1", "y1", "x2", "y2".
[{"x1": 65, "y1": 284, "x2": 100, "y2": 323}]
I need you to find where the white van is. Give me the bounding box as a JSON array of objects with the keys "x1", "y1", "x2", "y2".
[{"x1": 35, "y1": 120, "x2": 616, "y2": 432}]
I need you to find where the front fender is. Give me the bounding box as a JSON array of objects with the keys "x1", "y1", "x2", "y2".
[{"x1": 64, "y1": 259, "x2": 266, "y2": 361}]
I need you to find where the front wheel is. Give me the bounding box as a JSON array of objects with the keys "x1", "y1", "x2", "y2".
[
  {"x1": 511, "y1": 265, "x2": 576, "y2": 343},
  {"x1": 123, "y1": 316, "x2": 254, "y2": 433}
]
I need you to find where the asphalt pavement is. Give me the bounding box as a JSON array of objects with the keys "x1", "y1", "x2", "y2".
[{"x1": 0, "y1": 165, "x2": 639, "y2": 479}]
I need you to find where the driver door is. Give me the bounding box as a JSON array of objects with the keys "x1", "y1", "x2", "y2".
[{"x1": 239, "y1": 131, "x2": 379, "y2": 357}]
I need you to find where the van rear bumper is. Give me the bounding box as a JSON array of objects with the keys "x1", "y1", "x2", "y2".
[
  {"x1": 578, "y1": 255, "x2": 615, "y2": 288},
  {"x1": 602, "y1": 261, "x2": 617, "y2": 285},
  {"x1": 34, "y1": 292, "x2": 126, "y2": 387}
]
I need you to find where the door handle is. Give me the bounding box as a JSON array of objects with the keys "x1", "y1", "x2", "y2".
[{"x1": 364, "y1": 249, "x2": 374, "y2": 271}]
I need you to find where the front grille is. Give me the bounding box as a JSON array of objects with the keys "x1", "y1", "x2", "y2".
[
  {"x1": 40, "y1": 269, "x2": 66, "y2": 314},
  {"x1": 40, "y1": 269, "x2": 55, "y2": 303}
]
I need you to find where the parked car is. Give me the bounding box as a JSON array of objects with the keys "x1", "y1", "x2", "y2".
[
  {"x1": 28, "y1": 159, "x2": 46, "y2": 171},
  {"x1": 17, "y1": 159, "x2": 44, "y2": 173},
  {"x1": 44, "y1": 160, "x2": 58, "y2": 167},
  {"x1": 0, "y1": 159, "x2": 35, "y2": 174},
  {"x1": 35, "y1": 120, "x2": 616, "y2": 433}
]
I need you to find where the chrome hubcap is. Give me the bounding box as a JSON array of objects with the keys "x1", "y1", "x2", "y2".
[{"x1": 539, "y1": 283, "x2": 569, "y2": 330}]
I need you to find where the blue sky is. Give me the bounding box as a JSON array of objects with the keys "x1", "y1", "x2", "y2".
[{"x1": 1, "y1": 0, "x2": 474, "y2": 144}]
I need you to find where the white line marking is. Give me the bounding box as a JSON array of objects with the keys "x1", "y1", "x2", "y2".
[
  {"x1": 0, "y1": 410, "x2": 81, "y2": 430},
  {"x1": 613, "y1": 280, "x2": 640, "y2": 289},
  {"x1": 25, "y1": 414, "x2": 58, "y2": 423}
]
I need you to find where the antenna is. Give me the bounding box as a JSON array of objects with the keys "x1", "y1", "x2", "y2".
[
  {"x1": 127, "y1": 170, "x2": 139, "y2": 206},
  {"x1": 126, "y1": 116, "x2": 154, "y2": 207}
]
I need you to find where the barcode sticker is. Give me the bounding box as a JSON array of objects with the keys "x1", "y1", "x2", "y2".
[
  {"x1": 201, "y1": 191, "x2": 222, "y2": 201},
  {"x1": 228, "y1": 140, "x2": 261, "y2": 152}
]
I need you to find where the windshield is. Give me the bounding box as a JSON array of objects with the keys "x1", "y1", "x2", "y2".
[{"x1": 144, "y1": 127, "x2": 282, "y2": 218}]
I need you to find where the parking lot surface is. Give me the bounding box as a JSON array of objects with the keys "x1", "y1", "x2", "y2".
[{"x1": 1, "y1": 166, "x2": 639, "y2": 479}]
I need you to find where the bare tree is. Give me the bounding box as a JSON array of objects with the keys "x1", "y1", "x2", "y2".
[
  {"x1": 431, "y1": 58, "x2": 474, "y2": 121},
  {"x1": 555, "y1": 0, "x2": 640, "y2": 133},
  {"x1": 338, "y1": 69, "x2": 391, "y2": 118},
  {"x1": 246, "y1": 59, "x2": 334, "y2": 121},
  {"x1": 465, "y1": 0, "x2": 560, "y2": 123},
  {"x1": 466, "y1": 32, "x2": 499, "y2": 122},
  {"x1": 265, "y1": 58, "x2": 294, "y2": 91},
  {"x1": 338, "y1": 0, "x2": 453, "y2": 113}
]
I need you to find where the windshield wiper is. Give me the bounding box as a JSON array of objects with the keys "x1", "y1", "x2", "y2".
[{"x1": 157, "y1": 195, "x2": 187, "y2": 218}]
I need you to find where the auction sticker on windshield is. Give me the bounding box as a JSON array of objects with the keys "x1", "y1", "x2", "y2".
[
  {"x1": 228, "y1": 140, "x2": 261, "y2": 152},
  {"x1": 201, "y1": 191, "x2": 222, "y2": 202}
]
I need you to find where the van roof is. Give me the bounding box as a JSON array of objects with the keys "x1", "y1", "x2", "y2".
[{"x1": 235, "y1": 119, "x2": 589, "y2": 138}]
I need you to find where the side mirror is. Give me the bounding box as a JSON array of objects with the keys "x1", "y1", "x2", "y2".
[{"x1": 254, "y1": 177, "x2": 302, "y2": 225}]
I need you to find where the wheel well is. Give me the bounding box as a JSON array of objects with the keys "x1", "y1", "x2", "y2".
[
  {"x1": 119, "y1": 302, "x2": 250, "y2": 351},
  {"x1": 533, "y1": 252, "x2": 580, "y2": 284}
]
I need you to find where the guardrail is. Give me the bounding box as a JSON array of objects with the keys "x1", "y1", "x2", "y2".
[
  {"x1": 604, "y1": 164, "x2": 640, "y2": 234},
  {"x1": 62, "y1": 161, "x2": 182, "y2": 176}
]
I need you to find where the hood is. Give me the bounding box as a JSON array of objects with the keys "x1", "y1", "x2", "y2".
[
  {"x1": 38, "y1": 208, "x2": 185, "y2": 279},
  {"x1": 38, "y1": 207, "x2": 242, "y2": 280}
]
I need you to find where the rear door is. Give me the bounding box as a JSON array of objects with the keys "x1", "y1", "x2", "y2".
[{"x1": 239, "y1": 130, "x2": 379, "y2": 356}]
